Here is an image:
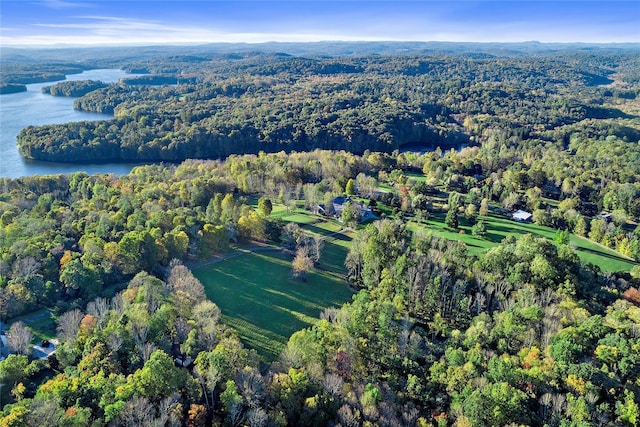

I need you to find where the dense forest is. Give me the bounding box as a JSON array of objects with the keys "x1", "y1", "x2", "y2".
[
  {"x1": 0, "y1": 63, "x2": 91, "y2": 86},
  {"x1": 16, "y1": 50, "x2": 639, "y2": 163},
  {"x1": 0, "y1": 84, "x2": 27, "y2": 95},
  {"x1": 42, "y1": 80, "x2": 109, "y2": 98},
  {"x1": 1, "y1": 44, "x2": 640, "y2": 426},
  {"x1": 3, "y1": 218, "x2": 639, "y2": 426}
]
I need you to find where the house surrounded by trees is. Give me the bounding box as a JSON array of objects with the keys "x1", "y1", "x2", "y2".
[{"x1": 319, "y1": 196, "x2": 378, "y2": 223}]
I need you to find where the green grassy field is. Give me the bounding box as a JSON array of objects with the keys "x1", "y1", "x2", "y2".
[
  {"x1": 408, "y1": 212, "x2": 637, "y2": 272},
  {"x1": 5, "y1": 309, "x2": 56, "y2": 343},
  {"x1": 25, "y1": 316, "x2": 57, "y2": 342},
  {"x1": 265, "y1": 197, "x2": 635, "y2": 271},
  {"x1": 193, "y1": 232, "x2": 354, "y2": 361},
  {"x1": 405, "y1": 171, "x2": 428, "y2": 182},
  {"x1": 280, "y1": 212, "x2": 318, "y2": 224},
  {"x1": 374, "y1": 171, "x2": 635, "y2": 271}
]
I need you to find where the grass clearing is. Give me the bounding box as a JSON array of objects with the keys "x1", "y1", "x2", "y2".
[
  {"x1": 405, "y1": 171, "x2": 428, "y2": 182},
  {"x1": 408, "y1": 212, "x2": 637, "y2": 272},
  {"x1": 194, "y1": 232, "x2": 354, "y2": 361},
  {"x1": 279, "y1": 211, "x2": 317, "y2": 224},
  {"x1": 26, "y1": 316, "x2": 57, "y2": 342},
  {"x1": 266, "y1": 204, "x2": 289, "y2": 218},
  {"x1": 300, "y1": 221, "x2": 342, "y2": 237},
  {"x1": 5, "y1": 309, "x2": 56, "y2": 343}
]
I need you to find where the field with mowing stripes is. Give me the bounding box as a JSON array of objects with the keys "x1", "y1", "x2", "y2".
[
  {"x1": 193, "y1": 216, "x2": 354, "y2": 360},
  {"x1": 408, "y1": 213, "x2": 637, "y2": 272}
]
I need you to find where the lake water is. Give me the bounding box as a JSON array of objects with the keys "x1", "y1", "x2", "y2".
[{"x1": 0, "y1": 69, "x2": 144, "y2": 178}]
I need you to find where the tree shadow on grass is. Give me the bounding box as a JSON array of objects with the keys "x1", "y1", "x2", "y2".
[
  {"x1": 464, "y1": 241, "x2": 487, "y2": 250},
  {"x1": 487, "y1": 222, "x2": 547, "y2": 237},
  {"x1": 301, "y1": 223, "x2": 339, "y2": 236},
  {"x1": 256, "y1": 252, "x2": 350, "y2": 304},
  {"x1": 260, "y1": 250, "x2": 293, "y2": 264},
  {"x1": 319, "y1": 241, "x2": 349, "y2": 275},
  {"x1": 329, "y1": 232, "x2": 352, "y2": 243},
  {"x1": 576, "y1": 246, "x2": 636, "y2": 265},
  {"x1": 484, "y1": 232, "x2": 507, "y2": 243}
]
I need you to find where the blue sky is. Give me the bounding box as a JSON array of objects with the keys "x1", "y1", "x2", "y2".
[{"x1": 1, "y1": 1, "x2": 639, "y2": 46}]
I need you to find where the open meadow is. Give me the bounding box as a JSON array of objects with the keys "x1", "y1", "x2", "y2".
[
  {"x1": 407, "y1": 212, "x2": 637, "y2": 272},
  {"x1": 193, "y1": 213, "x2": 354, "y2": 360}
]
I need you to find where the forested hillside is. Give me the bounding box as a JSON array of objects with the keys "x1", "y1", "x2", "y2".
[
  {"x1": 16, "y1": 50, "x2": 639, "y2": 162},
  {"x1": 41, "y1": 80, "x2": 109, "y2": 98}
]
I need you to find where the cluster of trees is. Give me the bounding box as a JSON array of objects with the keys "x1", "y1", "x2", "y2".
[
  {"x1": 0, "y1": 84, "x2": 26, "y2": 95},
  {"x1": 2, "y1": 220, "x2": 638, "y2": 425},
  {"x1": 1, "y1": 265, "x2": 259, "y2": 426},
  {"x1": 41, "y1": 80, "x2": 108, "y2": 97},
  {"x1": 0, "y1": 163, "x2": 247, "y2": 319},
  {"x1": 280, "y1": 221, "x2": 324, "y2": 280},
  {"x1": 73, "y1": 83, "x2": 150, "y2": 114},
  {"x1": 18, "y1": 74, "x2": 462, "y2": 161},
  {"x1": 0, "y1": 63, "x2": 90, "y2": 86},
  {"x1": 427, "y1": 131, "x2": 640, "y2": 261},
  {"x1": 330, "y1": 222, "x2": 639, "y2": 426}
]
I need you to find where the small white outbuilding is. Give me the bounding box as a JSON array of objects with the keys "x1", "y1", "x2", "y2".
[{"x1": 512, "y1": 210, "x2": 532, "y2": 222}]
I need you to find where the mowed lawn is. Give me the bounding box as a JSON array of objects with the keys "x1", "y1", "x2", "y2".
[
  {"x1": 408, "y1": 213, "x2": 637, "y2": 272},
  {"x1": 6, "y1": 309, "x2": 56, "y2": 342},
  {"x1": 193, "y1": 234, "x2": 354, "y2": 361}
]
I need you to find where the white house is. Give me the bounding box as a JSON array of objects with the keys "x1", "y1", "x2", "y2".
[
  {"x1": 512, "y1": 210, "x2": 532, "y2": 222},
  {"x1": 596, "y1": 212, "x2": 612, "y2": 223}
]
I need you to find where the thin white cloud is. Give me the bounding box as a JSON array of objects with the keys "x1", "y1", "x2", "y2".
[
  {"x1": 2, "y1": 8, "x2": 638, "y2": 46},
  {"x1": 2, "y1": 15, "x2": 381, "y2": 46},
  {"x1": 35, "y1": 15, "x2": 176, "y2": 32},
  {"x1": 5, "y1": 14, "x2": 379, "y2": 45},
  {"x1": 41, "y1": 0, "x2": 94, "y2": 9}
]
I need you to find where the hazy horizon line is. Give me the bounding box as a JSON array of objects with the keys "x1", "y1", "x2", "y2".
[{"x1": 3, "y1": 39, "x2": 639, "y2": 50}]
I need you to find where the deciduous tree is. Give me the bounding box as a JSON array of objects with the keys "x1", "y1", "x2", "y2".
[
  {"x1": 6, "y1": 321, "x2": 33, "y2": 356},
  {"x1": 257, "y1": 197, "x2": 273, "y2": 217}
]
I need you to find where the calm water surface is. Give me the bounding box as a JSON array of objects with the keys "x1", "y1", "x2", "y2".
[{"x1": 0, "y1": 69, "x2": 146, "y2": 178}]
